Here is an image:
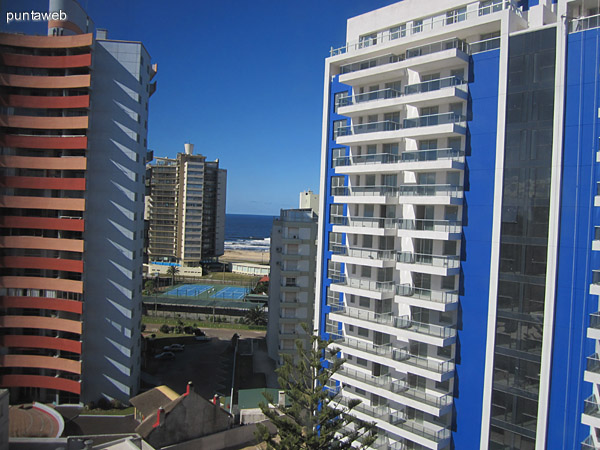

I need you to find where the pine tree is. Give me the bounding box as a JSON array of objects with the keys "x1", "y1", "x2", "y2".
[{"x1": 256, "y1": 326, "x2": 377, "y2": 449}]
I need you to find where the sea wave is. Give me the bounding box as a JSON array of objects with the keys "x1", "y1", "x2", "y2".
[{"x1": 225, "y1": 237, "x2": 270, "y2": 252}]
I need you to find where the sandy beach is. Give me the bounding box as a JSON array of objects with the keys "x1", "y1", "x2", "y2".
[{"x1": 221, "y1": 249, "x2": 270, "y2": 265}]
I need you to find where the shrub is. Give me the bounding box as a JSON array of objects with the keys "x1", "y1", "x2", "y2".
[
  {"x1": 110, "y1": 399, "x2": 123, "y2": 409},
  {"x1": 97, "y1": 397, "x2": 111, "y2": 410},
  {"x1": 141, "y1": 324, "x2": 146, "y2": 332},
  {"x1": 159, "y1": 324, "x2": 171, "y2": 334}
]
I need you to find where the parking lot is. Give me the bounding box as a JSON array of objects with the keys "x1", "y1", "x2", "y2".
[{"x1": 144, "y1": 327, "x2": 268, "y2": 399}]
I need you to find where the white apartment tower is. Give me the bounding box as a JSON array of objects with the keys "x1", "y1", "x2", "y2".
[{"x1": 316, "y1": 1, "x2": 600, "y2": 449}]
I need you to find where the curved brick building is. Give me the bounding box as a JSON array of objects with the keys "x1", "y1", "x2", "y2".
[{"x1": 0, "y1": 0, "x2": 155, "y2": 404}]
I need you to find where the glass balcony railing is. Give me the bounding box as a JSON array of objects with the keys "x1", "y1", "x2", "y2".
[
  {"x1": 394, "y1": 316, "x2": 456, "y2": 339},
  {"x1": 391, "y1": 380, "x2": 452, "y2": 408},
  {"x1": 583, "y1": 394, "x2": 600, "y2": 418},
  {"x1": 337, "y1": 397, "x2": 405, "y2": 424},
  {"x1": 336, "y1": 120, "x2": 401, "y2": 138},
  {"x1": 586, "y1": 353, "x2": 600, "y2": 373},
  {"x1": 332, "y1": 185, "x2": 400, "y2": 197},
  {"x1": 347, "y1": 247, "x2": 396, "y2": 260},
  {"x1": 582, "y1": 435, "x2": 597, "y2": 450},
  {"x1": 336, "y1": 365, "x2": 392, "y2": 390},
  {"x1": 403, "y1": 112, "x2": 465, "y2": 129},
  {"x1": 337, "y1": 335, "x2": 394, "y2": 358},
  {"x1": 590, "y1": 312, "x2": 600, "y2": 330},
  {"x1": 337, "y1": 88, "x2": 403, "y2": 107},
  {"x1": 404, "y1": 76, "x2": 465, "y2": 95},
  {"x1": 396, "y1": 284, "x2": 459, "y2": 305},
  {"x1": 332, "y1": 307, "x2": 395, "y2": 326},
  {"x1": 397, "y1": 184, "x2": 463, "y2": 198},
  {"x1": 333, "y1": 148, "x2": 464, "y2": 167},
  {"x1": 392, "y1": 347, "x2": 455, "y2": 374},
  {"x1": 396, "y1": 251, "x2": 460, "y2": 269},
  {"x1": 332, "y1": 275, "x2": 395, "y2": 294},
  {"x1": 330, "y1": 2, "x2": 521, "y2": 57},
  {"x1": 396, "y1": 218, "x2": 462, "y2": 233},
  {"x1": 405, "y1": 38, "x2": 468, "y2": 59},
  {"x1": 395, "y1": 418, "x2": 451, "y2": 443},
  {"x1": 400, "y1": 148, "x2": 464, "y2": 163}
]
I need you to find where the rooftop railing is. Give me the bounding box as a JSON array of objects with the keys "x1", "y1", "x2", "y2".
[{"x1": 330, "y1": 1, "x2": 520, "y2": 57}]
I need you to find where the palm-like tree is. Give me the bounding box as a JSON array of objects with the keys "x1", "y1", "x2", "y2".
[
  {"x1": 167, "y1": 265, "x2": 179, "y2": 286},
  {"x1": 244, "y1": 305, "x2": 267, "y2": 326}
]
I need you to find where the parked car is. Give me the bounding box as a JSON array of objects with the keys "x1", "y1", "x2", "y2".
[
  {"x1": 163, "y1": 344, "x2": 184, "y2": 352},
  {"x1": 154, "y1": 351, "x2": 175, "y2": 360}
]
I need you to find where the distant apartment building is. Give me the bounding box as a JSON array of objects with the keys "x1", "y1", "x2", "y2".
[
  {"x1": 299, "y1": 190, "x2": 319, "y2": 215},
  {"x1": 0, "y1": 0, "x2": 155, "y2": 404},
  {"x1": 146, "y1": 143, "x2": 226, "y2": 266},
  {"x1": 316, "y1": 0, "x2": 600, "y2": 448},
  {"x1": 267, "y1": 208, "x2": 318, "y2": 365}
]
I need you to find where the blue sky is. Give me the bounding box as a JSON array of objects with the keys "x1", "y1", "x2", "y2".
[{"x1": 2, "y1": 0, "x2": 399, "y2": 215}]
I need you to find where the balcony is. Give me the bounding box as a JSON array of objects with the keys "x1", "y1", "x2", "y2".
[
  {"x1": 393, "y1": 418, "x2": 451, "y2": 448},
  {"x1": 392, "y1": 348, "x2": 455, "y2": 380},
  {"x1": 330, "y1": 1, "x2": 520, "y2": 57},
  {"x1": 332, "y1": 246, "x2": 396, "y2": 267},
  {"x1": 331, "y1": 334, "x2": 394, "y2": 360},
  {"x1": 404, "y1": 76, "x2": 465, "y2": 96},
  {"x1": 397, "y1": 184, "x2": 463, "y2": 206},
  {"x1": 395, "y1": 284, "x2": 459, "y2": 312},
  {"x1": 335, "y1": 120, "x2": 401, "y2": 138},
  {"x1": 391, "y1": 380, "x2": 452, "y2": 411},
  {"x1": 332, "y1": 215, "x2": 397, "y2": 230},
  {"x1": 333, "y1": 148, "x2": 465, "y2": 175},
  {"x1": 584, "y1": 354, "x2": 600, "y2": 385},
  {"x1": 569, "y1": 13, "x2": 600, "y2": 34},
  {"x1": 588, "y1": 312, "x2": 600, "y2": 341},
  {"x1": 396, "y1": 218, "x2": 462, "y2": 241},
  {"x1": 396, "y1": 252, "x2": 460, "y2": 277},
  {"x1": 332, "y1": 185, "x2": 399, "y2": 199},
  {"x1": 582, "y1": 394, "x2": 600, "y2": 430},
  {"x1": 403, "y1": 112, "x2": 465, "y2": 129},
  {"x1": 581, "y1": 435, "x2": 597, "y2": 450},
  {"x1": 337, "y1": 396, "x2": 405, "y2": 425},
  {"x1": 337, "y1": 87, "x2": 403, "y2": 107},
  {"x1": 330, "y1": 275, "x2": 395, "y2": 298}
]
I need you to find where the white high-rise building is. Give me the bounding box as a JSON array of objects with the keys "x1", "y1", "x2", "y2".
[{"x1": 316, "y1": 1, "x2": 600, "y2": 449}]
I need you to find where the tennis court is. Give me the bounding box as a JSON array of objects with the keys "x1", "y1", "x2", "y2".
[
  {"x1": 210, "y1": 286, "x2": 250, "y2": 300},
  {"x1": 165, "y1": 284, "x2": 213, "y2": 297}
]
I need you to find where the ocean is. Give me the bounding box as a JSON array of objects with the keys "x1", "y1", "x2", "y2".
[{"x1": 224, "y1": 214, "x2": 276, "y2": 252}]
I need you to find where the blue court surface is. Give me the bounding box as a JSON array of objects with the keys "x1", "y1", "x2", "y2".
[
  {"x1": 210, "y1": 286, "x2": 250, "y2": 300},
  {"x1": 164, "y1": 284, "x2": 212, "y2": 297}
]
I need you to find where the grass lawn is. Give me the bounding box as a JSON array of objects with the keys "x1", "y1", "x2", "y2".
[
  {"x1": 82, "y1": 406, "x2": 135, "y2": 416},
  {"x1": 200, "y1": 272, "x2": 260, "y2": 282},
  {"x1": 142, "y1": 315, "x2": 266, "y2": 331}
]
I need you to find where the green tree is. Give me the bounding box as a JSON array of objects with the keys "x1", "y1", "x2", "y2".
[
  {"x1": 143, "y1": 279, "x2": 156, "y2": 295},
  {"x1": 255, "y1": 328, "x2": 377, "y2": 449},
  {"x1": 167, "y1": 265, "x2": 179, "y2": 286},
  {"x1": 244, "y1": 305, "x2": 267, "y2": 326}
]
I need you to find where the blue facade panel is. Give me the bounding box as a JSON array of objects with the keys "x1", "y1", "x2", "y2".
[
  {"x1": 318, "y1": 75, "x2": 351, "y2": 337},
  {"x1": 452, "y1": 49, "x2": 500, "y2": 449},
  {"x1": 549, "y1": 28, "x2": 600, "y2": 450}
]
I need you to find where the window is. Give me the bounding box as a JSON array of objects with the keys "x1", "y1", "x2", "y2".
[
  {"x1": 328, "y1": 260, "x2": 342, "y2": 280},
  {"x1": 412, "y1": 19, "x2": 423, "y2": 34},
  {"x1": 334, "y1": 91, "x2": 348, "y2": 112},
  {"x1": 333, "y1": 119, "x2": 347, "y2": 139},
  {"x1": 332, "y1": 148, "x2": 346, "y2": 167},
  {"x1": 356, "y1": 357, "x2": 368, "y2": 367},
  {"x1": 330, "y1": 204, "x2": 344, "y2": 224},
  {"x1": 357, "y1": 327, "x2": 369, "y2": 337},
  {"x1": 446, "y1": 7, "x2": 467, "y2": 24},
  {"x1": 359, "y1": 33, "x2": 377, "y2": 48},
  {"x1": 479, "y1": 0, "x2": 503, "y2": 16},
  {"x1": 390, "y1": 24, "x2": 406, "y2": 40},
  {"x1": 329, "y1": 232, "x2": 342, "y2": 252},
  {"x1": 359, "y1": 297, "x2": 370, "y2": 308},
  {"x1": 331, "y1": 176, "x2": 345, "y2": 196}
]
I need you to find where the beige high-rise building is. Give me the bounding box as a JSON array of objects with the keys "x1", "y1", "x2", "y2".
[{"x1": 146, "y1": 144, "x2": 226, "y2": 266}]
